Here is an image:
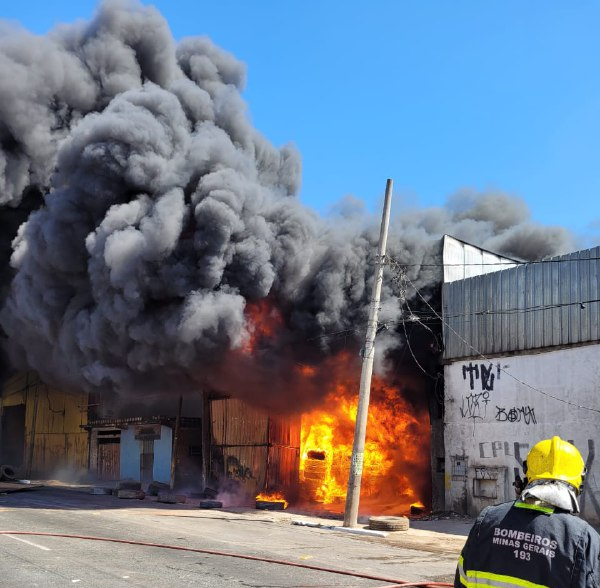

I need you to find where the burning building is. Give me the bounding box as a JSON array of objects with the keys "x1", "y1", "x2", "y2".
[{"x1": 0, "y1": 2, "x2": 577, "y2": 513}]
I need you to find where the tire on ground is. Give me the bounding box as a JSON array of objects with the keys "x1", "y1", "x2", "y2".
[
  {"x1": 199, "y1": 499, "x2": 223, "y2": 509},
  {"x1": 368, "y1": 515, "x2": 410, "y2": 532},
  {"x1": 158, "y1": 493, "x2": 187, "y2": 504},
  {"x1": 0, "y1": 465, "x2": 16, "y2": 481},
  {"x1": 117, "y1": 489, "x2": 146, "y2": 500}
]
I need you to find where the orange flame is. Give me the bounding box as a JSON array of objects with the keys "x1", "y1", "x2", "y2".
[
  {"x1": 299, "y1": 353, "x2": 430, "y2": 514},
  {"x1": 242, "y1": 300, "x2": 283, "y2": 354},
  {"x1": 238, "y1": 299, "x2": 431, "y2": 516},
  {"x1": 256, "y1": 492, "x2": 289, "y2": 509}
]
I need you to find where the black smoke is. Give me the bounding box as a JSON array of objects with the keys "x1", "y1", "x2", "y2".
[{"x1": 0, "y1": 1, "x2": 575, "y2": 408}]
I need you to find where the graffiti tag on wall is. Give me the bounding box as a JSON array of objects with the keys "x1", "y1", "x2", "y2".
[
  {"x1": 459, "y1": 362, "x2": 537, "y2": 425},
  {"x1": 479, "y1": 441, "x2": 530, "y2": 462},
  {"x1": 460, "y1": 391, "x2": 490, "y2": 420},
  {"x1": 460, "y1": 362, "x2": 499, "y2": 420},
  {"x1": 495, "y1": 405, "x2": 537, "y2": 425},
  {"x1": 463, "y1": 362, "x2": 500, "y2": 391}
]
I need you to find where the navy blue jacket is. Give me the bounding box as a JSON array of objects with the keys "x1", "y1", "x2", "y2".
[{"x1": 455, "y1": 500, "x2": 600, "y2": 588}]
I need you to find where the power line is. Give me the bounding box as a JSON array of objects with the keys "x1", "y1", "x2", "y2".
[
  {"x1": 423, "y1": 298, "x2": 599, "y2": 321},
  {"x1": 306, "y1": 327, "x2": 362, "y2": 343},
  {"x1": 385, "y1": 255, "x2": 600, "y2": 268},
  {"x1": 399, "y1": 314, "x2": 439, "y2": 382}
]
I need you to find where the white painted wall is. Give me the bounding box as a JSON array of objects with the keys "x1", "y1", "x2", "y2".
[{"x1": 444, "y1": 345, "x2": 600, "y2": 524}]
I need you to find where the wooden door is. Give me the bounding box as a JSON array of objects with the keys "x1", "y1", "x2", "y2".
[
  {"x1": 0, "y1": 404, "x2": 26, "y2": 467},
  {"x1": 97, "y1": 439, "x2": 120, "y2": 480}
]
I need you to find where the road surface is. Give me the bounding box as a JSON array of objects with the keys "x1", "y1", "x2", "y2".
[{"x1": 0, "y1": 485, "x2": 463, "y2": 587}]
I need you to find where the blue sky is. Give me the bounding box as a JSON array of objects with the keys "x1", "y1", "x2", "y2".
[{"x1": 3, "y1": 1, "x2": 600, "y2": 242}]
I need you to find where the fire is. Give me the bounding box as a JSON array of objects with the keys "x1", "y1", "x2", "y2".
[
  {"x1": 410, "y1": 501, "x2": 426, "y2": 514},
  {"x1": 242, "y1": 300, "x2": 283, "y2": 354},
  {"x1": 299, "y1": 353, "x2": 430, "y2": 515},
  {"x1": 256, "y1": 492, "x2": 289, "y2": 509},
  {"x1": 236, "y1": 300, "x2": 431, "y2": 516}
]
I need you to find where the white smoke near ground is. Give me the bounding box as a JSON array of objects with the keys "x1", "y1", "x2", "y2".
[{"x1": 0, "y1": 1, "x2": 576, "y2": 407}]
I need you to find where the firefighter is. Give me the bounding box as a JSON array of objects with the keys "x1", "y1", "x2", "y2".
[{"x1": 455, "y1": 436, "x2": 600, "y2": 588}]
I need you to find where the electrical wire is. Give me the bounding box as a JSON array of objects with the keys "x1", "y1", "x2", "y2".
[
  {"x1": 399, "y1": 298, "x2": 441, "y2": 382},
  {"x1": 387, "y1": 256, "x2": 600, "y2": 268},
  {"x1": 443, "y1": 297, "x2": 600, "y2": 319},
  {"x1": 388, "y1": 298, "x2": 598, "y2": 324},
  {"x1": 0, "y1": 531, "x2": 452, "y2": 588},
  {"x1": 404, "y1": 297, "x2": 440, "y2": 342},
  {"x1": 307, "y1": 327, "x2": 362, "y2": 343},
  {"x1": 400, "y1": 317, "x2": 436, "y2": 381}
]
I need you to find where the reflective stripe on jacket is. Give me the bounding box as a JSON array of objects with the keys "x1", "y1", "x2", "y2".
[{"x1": 454, "y1": 500, "x2": 600, "y2": 588}]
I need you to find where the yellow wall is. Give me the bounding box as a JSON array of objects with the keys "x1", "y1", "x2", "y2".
[{"x1": 1, "y1": 372, "x2": 88, "y2": 478}]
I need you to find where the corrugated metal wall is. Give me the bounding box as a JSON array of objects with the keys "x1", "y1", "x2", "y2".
[
  {"x1": 265, "y1": 415, "x2": 301, "y2": 493},
  {"x1": 443, "y1": 246, "x2": 600, "y2": 359},
  {"x1": 1, "y1": 372, "x2": 88, "y2": 477},
  {"x1": 210, "y1": 398, "x2": 300, "y2": 497}
]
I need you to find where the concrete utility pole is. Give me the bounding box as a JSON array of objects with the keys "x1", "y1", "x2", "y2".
[{"x1": 343, "y1": 178, "x2": 393, "y2": 528}]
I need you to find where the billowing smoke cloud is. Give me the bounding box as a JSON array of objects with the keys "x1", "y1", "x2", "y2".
[{"x1": 0, "y1": 1, "x2": 575, "y2": 409}]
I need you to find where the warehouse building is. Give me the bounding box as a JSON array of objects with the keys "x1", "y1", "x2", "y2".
[{"x1": 442, "y1": 245, "x2": 600, "y2": 523}]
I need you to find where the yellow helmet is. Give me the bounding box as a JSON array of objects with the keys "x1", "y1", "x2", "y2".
[{"x1": 524, "y1": 436, "x2": 586, "y2": 493}]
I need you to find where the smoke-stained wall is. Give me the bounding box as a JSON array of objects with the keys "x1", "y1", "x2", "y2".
[{"x1": 0, "y1": 1, "x2": 576, "y2": 417}]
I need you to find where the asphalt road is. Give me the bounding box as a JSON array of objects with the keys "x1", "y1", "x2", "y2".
[{"x1": 0, "y1": 485, "x2": 461, "y2": 588}]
